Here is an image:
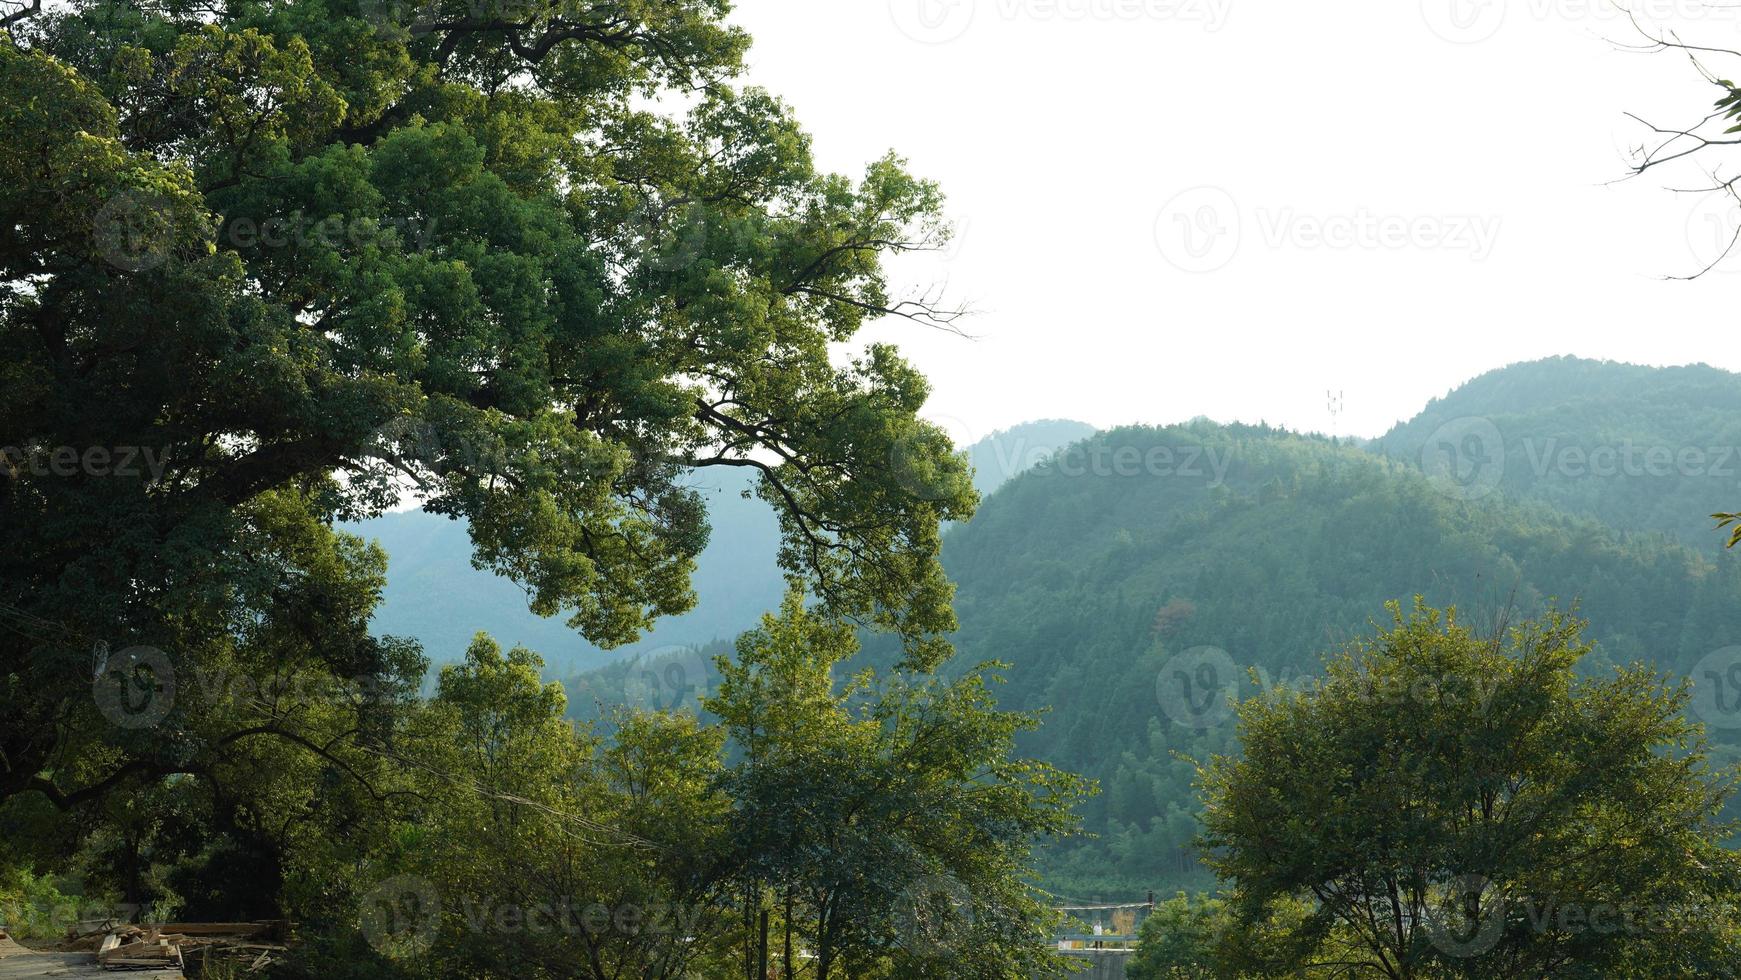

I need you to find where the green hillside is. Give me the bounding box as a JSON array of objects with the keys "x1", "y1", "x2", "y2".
[
  {"x1": 920, "y1": 420, "x2": 1741, "y2": 896},
  {"x1": 1376, "y1": 356, "x2": 1741, "y2": 551}
]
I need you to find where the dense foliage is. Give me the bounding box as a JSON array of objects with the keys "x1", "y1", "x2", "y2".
[{"x1": 2, "y1": 0, "x2": 979, "y2": 820}]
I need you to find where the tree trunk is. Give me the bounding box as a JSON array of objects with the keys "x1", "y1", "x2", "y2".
[
  {"x1": 758, "y1": 908, "x2": 769, "y2": 979},
  {"x1": 783, "y1": 887, "x2": 795, "y2": 980}
]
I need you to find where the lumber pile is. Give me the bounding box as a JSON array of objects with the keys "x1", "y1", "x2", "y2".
[
  {"x1": 86, "y1": 921, "x2": 288, "y2": 974},
  {"x1": 95, "y1": 933, "x2": 182, "y2": 971}
]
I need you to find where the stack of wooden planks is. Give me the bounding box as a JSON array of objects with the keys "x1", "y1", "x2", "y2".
[
  {"x1": 95, "y1": 933, "x2": 182, "y2": 971},
  {"x1": 91, "y1": 921, "x2": 288, "y2": 974}
]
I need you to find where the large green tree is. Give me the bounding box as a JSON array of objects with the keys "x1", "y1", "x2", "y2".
[
  {"x1": 0, "y1": 0, "x2": 974, "y2": 825},
  {"x1": 1197, "y1": 602, "x2": 1741, "y2": 978}
]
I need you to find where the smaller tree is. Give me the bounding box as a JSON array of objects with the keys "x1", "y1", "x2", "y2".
[
  {"x1": 1197, "y1": 600, "x2": 1741, "y2": 979},
  {"x1": 705, "y1": 590, "x2": 1091, "y2": 980},
  {"x1": 1126, "y1": 893, "x2": 1227, "y2": 980},
  {"x1": 1127, "y1": 892, "x2": 1320, "y2": 980},
  {"x1": 357, "y1": 635, "x2": 734, "y2": 980}
]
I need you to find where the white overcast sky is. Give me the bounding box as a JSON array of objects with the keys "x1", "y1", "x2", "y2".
[{"x1": 726, "y1": 0, "x2": 1741, "y2": 444}]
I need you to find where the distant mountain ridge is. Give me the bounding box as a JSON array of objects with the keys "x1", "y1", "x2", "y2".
[
  {"x1": 348, "y1": 418, "x2": 1099, "y2": 673},
  {"x1": 1376, "y1": 356, "x2": 1741, "y2": 550}
]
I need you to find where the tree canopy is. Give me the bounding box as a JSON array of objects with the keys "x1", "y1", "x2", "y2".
[
  {"x1": 1, "y1": 0, "x2": 975, "y2": 818},
  {"x1": 1196, "y1": 602, "x2": 1741, "y2": 978}
]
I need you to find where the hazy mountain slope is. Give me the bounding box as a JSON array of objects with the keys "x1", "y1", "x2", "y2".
[
  {"x1": 912, "y1": 421, "x2": 1741, "y2": 895},
  {"x1": 1376, "y1": 356, "x2": 1741, "y2": 551},
  {"x1": 349, "y1": 419, "x2": 1097, "y2": 674}
]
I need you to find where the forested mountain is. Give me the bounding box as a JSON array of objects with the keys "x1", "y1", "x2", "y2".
[
  {"x1": 351, "y1": 420, "x2": 1096, "y2": 674},
  {"x1": 1377, "y1": 356, "x2": 1741, "y2": 550},
  {"x1": 882, "y1": 414, "x2": 1741, "y2": 897}
]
